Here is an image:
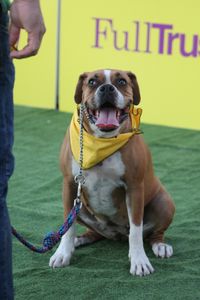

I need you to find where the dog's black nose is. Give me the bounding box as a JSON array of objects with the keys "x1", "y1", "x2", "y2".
[{"x1": 99, "y1": 84, "x2": 115, "y2": 94}]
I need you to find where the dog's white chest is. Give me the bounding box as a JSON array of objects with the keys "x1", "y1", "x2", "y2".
[{"x1": 72, "y1": 151, "x2": 125, "y2": 216}]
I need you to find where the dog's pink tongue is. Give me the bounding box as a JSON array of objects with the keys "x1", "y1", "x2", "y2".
[{"x1": 95, "y1": 108, "x2": 119, "y2": 129}]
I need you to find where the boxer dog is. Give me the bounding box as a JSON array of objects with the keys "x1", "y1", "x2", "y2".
[{"x1": 49, "y1": 69, "x2": 175, "y2": 276}]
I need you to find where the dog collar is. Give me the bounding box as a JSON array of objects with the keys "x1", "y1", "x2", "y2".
[{"x1": 69, "y1": 105, "x2": 142, "y2": 169}]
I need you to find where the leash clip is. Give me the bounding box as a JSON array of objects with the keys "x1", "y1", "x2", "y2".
[
  {"x1": 77, "y1": 181, "x2": 82, "y2": 199},
  {"x1": 74, "y1": 181, "x2": 83, "y2": 207},
  {"x1": 74, "y1": 174, "x2": 85, "y2": 205}
]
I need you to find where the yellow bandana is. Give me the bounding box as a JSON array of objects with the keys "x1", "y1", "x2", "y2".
[{"x1": 69, "y1": 105, "x2": 142, "y2": 169}]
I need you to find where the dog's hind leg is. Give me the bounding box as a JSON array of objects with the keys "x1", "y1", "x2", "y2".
[
  {"x1": 144, "y1": 186, "x2": 175, "y2": 258},
  {"x1": 76, "y1": 204, "x2": 120, "y2": 241},
  {"x1": 75, "y1": 229, "x2": 104, "y2": 248}
]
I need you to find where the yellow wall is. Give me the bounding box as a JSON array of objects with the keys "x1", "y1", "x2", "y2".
[
  {"x1": 14, "y1": 0, "x2": 57, "y2": 109},
  {"x1": 14, "y1": 0, "x2": 200, "y2": 130}
]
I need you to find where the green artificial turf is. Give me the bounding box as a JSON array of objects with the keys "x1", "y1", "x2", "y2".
[{"x1": 8, "y1": 105, "x2": 200, "y2": 300}]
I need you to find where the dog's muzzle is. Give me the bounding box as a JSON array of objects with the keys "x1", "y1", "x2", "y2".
[
  {"x1": 97, "y1": 84, "x2": 117, "y2": 108},
  {"x1": 86, "y1": 84, "x2": 130, "y2": 132}
]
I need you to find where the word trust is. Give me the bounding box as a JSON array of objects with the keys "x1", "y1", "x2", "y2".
[{"x1": 92, "y1": 18, "x2": 200, "y2": 58}]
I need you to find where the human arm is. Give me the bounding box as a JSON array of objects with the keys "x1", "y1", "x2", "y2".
[{"x1": 9, "y1": 0, "x2": 46, "y2": 59}]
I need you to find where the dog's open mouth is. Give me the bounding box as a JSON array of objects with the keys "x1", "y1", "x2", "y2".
[{"x1": 87, "y1": 105, "x2": 130, "y2": 132}]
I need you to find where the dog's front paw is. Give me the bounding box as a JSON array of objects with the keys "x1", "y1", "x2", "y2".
[
  {"x1": 152, "y1": 242, "x2": 173, "y2": 258},
  {"x1": 49, "y1": 246, "x2": 74, "y2": 268},
  {"x1": 130, "y1": 251, "x2": 154, "y2": 276}
]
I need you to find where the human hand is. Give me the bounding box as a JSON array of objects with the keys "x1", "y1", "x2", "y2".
[{"x1": 9, "y1": 0, "x2": 46, "y2": 59}]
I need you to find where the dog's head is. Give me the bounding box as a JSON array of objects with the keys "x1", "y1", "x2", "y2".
[{"x1": 74, "y1": 69, "x2": 141, "y2": 137}]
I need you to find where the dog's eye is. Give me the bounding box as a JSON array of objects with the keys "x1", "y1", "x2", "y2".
[
  {"x1": 117, "y1": 78, "x2": 127, "y2": 86},
  {"x1": 88, "y1": 78, "x2": 97, "y2": 87}
]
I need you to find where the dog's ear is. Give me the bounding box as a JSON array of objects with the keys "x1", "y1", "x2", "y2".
[
  {"x1": 74, "y1": 73, "x2": 87, "y2": 104},
  {"x1": 127, "y1": 72, "x2": 141, "y2": 105}
]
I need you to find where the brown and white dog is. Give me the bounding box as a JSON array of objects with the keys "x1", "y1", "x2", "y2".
[{"x1": 49, "y1": 69, "x2": 175, "y2": 276}]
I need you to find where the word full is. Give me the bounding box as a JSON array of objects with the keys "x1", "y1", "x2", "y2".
[{"x1": 92, "y1": 18, "x2": 199, "y2": 58}]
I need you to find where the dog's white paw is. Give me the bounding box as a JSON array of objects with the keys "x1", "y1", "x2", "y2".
[
  {"x1": 152, "y1": 242, "x2": 173, "y2": 258},
  {"x1": 49, "y1": 246, "x2": 74, "y2": 268},
  {"x1": 129, "y1": 251, "x2": 154, "y2": 276}
]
